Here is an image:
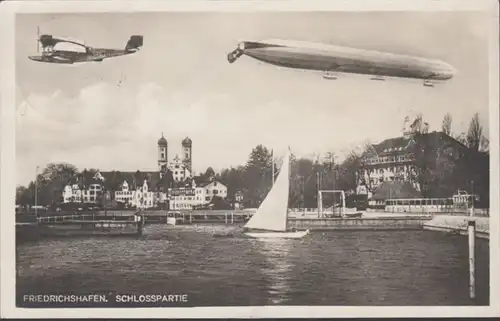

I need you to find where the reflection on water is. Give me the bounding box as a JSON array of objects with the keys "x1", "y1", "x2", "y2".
[
  {"x1": 16, "y1": 226, "x2": 489, "y2": 306},
  {"x1": 252, "y1": 239, "x2": 296, "y2": 304}
]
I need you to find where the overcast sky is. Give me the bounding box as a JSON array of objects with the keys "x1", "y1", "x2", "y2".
[{"x1": 15, "y1": 11, "x2": 490, "y2": 186}]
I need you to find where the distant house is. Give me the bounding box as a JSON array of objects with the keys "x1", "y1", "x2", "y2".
[
  {"x1": 233, "y1": 190, "x2": 244, "y2": 209},
  {"x1": 369, "y1": 181, "x2": 422, "y2": 207},
  {"x1": 168, "y1": 178, "x2": 228, "y2": 210},
  {"x1": 62, "y1": 179, "x2": 104, "y2": 205}
]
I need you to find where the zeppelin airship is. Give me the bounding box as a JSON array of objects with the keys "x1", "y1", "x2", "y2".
[{"x1": 227, "y1": 39, "x2": 457, "y2": 87}]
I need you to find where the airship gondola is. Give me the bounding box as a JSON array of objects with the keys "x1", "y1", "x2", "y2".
[{"x1": 227, "y1": 39, "x2": 457, "y2": 87}]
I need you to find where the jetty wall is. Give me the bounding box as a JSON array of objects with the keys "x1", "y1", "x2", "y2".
[
  {"x1": 288, "y1": 216, "x2": 432, "y2": 231},
  {"x1": 423, "y1": 215, "x2": 489, "y2": 239}
]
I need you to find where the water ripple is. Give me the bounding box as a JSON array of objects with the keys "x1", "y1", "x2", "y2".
[{"x1": 16, "y1": 227, "x2": 489, "y2": 306}]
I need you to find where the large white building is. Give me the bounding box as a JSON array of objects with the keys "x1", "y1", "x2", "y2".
[
  {"x1": 112, "y1": 179, "x2": 156, "y2": 208},
  {"x1": 158, "y1": 134, "x2": 193, "y2": 182},
  {"x1": 169, "y1": 180, "x2": 228, "y2": 210},
  {"x1": 358, "y1": 127, "x2": 468, "y2": 201},
  {"x1": 167, "y1": 155, "x2": 192, "y2": 182},
  {"x1": 62, "y1": 183, "x2": 103, "y2": 204}
]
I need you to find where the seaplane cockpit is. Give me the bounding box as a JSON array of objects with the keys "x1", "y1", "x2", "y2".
[{"x1": 41, "y1": 45, "x2": 55, "y2": 56}]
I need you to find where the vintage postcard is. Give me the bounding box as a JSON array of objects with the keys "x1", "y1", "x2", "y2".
[{"x1": 1, "y1": 0, "x2": 499, "y2": 318}]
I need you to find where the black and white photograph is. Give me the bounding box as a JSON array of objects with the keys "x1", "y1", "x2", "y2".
[{"x1": 1, "y1": 0, "x2": 499, "y2": 318}]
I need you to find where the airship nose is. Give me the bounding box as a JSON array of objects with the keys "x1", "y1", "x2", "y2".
[{"x1": 442, "y1": 63, "x2": 458, "y2": 79}]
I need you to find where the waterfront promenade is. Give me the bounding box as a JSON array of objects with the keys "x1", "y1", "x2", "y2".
[{"x1": 15, "y1": 208, "x2": 490, "y2": 239}]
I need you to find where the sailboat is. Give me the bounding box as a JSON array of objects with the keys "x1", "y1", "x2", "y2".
[{"x1": 243, "y1": 148, "x2": 310, "y2": 239}]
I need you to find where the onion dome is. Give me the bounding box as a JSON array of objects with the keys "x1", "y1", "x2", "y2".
[
  {"x1": 158, "y1": 133, "x2": 168, "y2": 146},
  {"x1": 182, "y1": 137, "x2": 192, "y2": 147}
]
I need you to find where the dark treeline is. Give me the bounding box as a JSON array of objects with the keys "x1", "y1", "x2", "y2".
[
  {"x1": 408, "y1": 112, "x2": 489, "y2": 206},
  {"x1": 16, "y1": 113, "x2": 490, "y2": 209}
]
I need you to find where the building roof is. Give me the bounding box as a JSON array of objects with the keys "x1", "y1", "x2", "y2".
[
  {"x1": 373, "y1": 137, "x2": 413, "y2": 156},
  {"x1": 99, "y1": 171, "x2": 165, "y2": 192},
  {"x1": 192, "y1": 175, "x2": 212, "y2": 187},
  {"x1": 371, "y1": 181, "x2": 421, "y2": 201},
  {"x1": 363, "y1": 131, "x2": 467, "y2": 158}
]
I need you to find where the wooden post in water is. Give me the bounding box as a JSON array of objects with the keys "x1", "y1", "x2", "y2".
[
  {"x1": 224, "y1": 212, "x2": 227, "y2": 224},
  {"x1": 318, "y1": 191, "x2": 323, "y2": 219},
  {"x1": 231, "y1": 211, "x2": 234, "y2": 224},
  {"x1": 468, "y1": 219, "x2": 476, "y2": 300},
  {"x1": 189, "y1": 212, "x2": 192, "y2": 224}
]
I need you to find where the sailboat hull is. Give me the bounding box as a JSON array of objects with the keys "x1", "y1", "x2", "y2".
[{"x1": 244, "y1": 229, "x2": 310, "y2": 239}]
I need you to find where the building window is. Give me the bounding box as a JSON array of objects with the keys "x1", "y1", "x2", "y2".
[{"x1": 205, "y1": 197, "x2": 210, "y2": 201}]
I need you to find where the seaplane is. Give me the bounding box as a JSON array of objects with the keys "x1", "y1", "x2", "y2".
[
  {"x1": 28, "y1": 29, "x2": 143, "y2": 64},
  {"x1": 227, "y1": 39, "x2": 457, "y2": 87}
]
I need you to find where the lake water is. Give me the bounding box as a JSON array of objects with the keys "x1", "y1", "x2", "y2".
[{"x1": 16, "y1": 225, "x2": 489, "y2": 306}]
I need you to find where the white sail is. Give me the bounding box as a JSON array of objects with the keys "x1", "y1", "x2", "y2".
[{"x1": 243, "y1": 150, "x2": 290, "y2": 232}]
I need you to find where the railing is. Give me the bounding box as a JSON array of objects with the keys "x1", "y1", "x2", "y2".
[
  {"x1": 36, "y1": 212, "x2": 138, "y2": 224},
  {"x1": 384, "y1": 206, "x2": 489, "y2": 217}
]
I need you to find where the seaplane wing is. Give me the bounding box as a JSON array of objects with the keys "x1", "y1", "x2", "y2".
[{"x1": 39, "y1": 34, "x2": 89, "y2": 51}]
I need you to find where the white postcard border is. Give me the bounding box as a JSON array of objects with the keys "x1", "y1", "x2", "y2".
[{"x1": 1, "y1": 0, "x2": 499, "y2": 318}]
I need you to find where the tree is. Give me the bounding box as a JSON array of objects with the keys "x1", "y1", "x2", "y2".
[
  {"x1": 80, "y1": 168, "x2": 99, "y2": 188},
  {"x1": 466, "y1": 113, "x2": 483, "y2": 152},
  {"x1": 204, "y1": 167, "x2": 216, "y2": 180},
  {"x1": 466, "y1": 113, "x2": 489, "y2": 152},
  {"x1": 37, "y1": 163, "x2": 79, "y2": 205},
  {"x1": 336, "y1": 151, "x2": 363, "y2": 192},
  {"x1": 219, "y1": 166, "x2": 245, "y2": 200},
  {"x1": 133, "y1": 170, "x2": 143, "y2": 189},
  {"x1": 442, "y1": 113, "x2": 452, "y2": 136},
  {"x1": 16, "y1": 186, "x2": 31, "y2": 205},
  {"x1": 243, "y1": 145, "x2": 273, "y2": 207},
  {"x1": 356, "y1": 141, "x2": 376, "y2": 191},
  {"x1": 409, "y1": 115, "x2": 433, "y2": 196},
  {"x1": 462, "y1": 113, "x2": 490, "y2": 206}
]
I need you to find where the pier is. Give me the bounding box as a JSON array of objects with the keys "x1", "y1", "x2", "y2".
[{"x1": 16, "y1": 212, "x2": 144, "y2": 242}]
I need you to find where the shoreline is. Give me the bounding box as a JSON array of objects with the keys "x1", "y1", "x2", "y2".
[{"x1": 422, "y1": 215, "x2": 490, "y2": 239}]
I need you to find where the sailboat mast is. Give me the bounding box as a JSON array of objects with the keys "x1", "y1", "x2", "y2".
[
  {"x1": 36, "y1": 26, "x2": 40, "y2": 53},
  {"x1": 271, "y1": 149, "x2": 274, "y2": 187}
]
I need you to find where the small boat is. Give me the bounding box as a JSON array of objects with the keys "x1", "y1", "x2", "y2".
[
  {"x1": 343, "y1": 212, "x2": 363, "y2": 218},
  {"x1": 243, "y1": 148, "x2": 310, "y2": 239}
]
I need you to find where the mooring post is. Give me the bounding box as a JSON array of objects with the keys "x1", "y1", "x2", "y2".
[
  {"x1": 468, "y1": 219, "x2": 476, "y2": 300},
  {"x1": 225, "y1": 212, "x2": 228, "y2": 224},
  {"x1": 190, "y1": 212, "x2": 192, "y2": 224},
  {"x1": 231, "y1": 211, "x2": 234, "y2": 224}
]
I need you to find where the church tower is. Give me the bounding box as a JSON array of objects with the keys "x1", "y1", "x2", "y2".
[
  {"x1": 182, "y1": 137, "x2": 192, "y2": 174},
  {"x1": 158, "y1": 133, "x2": 168, "y2": 178}
]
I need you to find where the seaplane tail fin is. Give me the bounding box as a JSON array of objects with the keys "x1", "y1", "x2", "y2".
[{"x1": 125, "y1": 35, "x2": 143, "y2": 52}]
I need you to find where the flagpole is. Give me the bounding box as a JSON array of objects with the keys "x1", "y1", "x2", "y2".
[{"x1": 35, "y1": 166, "x2": 39, "y2": 218}]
